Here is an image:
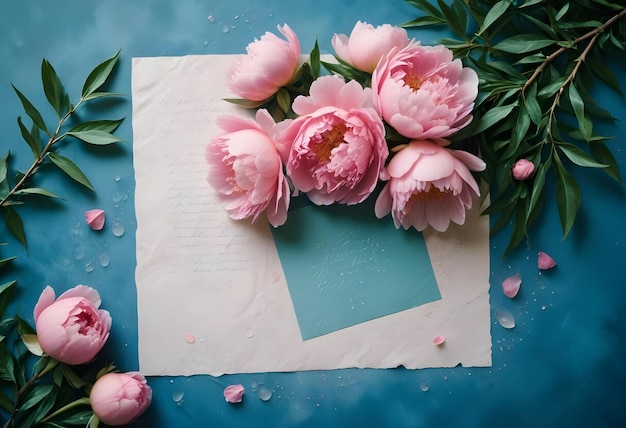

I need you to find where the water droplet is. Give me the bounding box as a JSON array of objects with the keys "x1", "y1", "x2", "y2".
[
  {"x1": 73, "y1": 245, "x2": 85, "y2": 260},
  {"x1": 245, "y1": 328, "x2": 254, "y2": 338},
  {"x1": 114, "y1": 175, "x2": 121, "y2": 182},
  {"x1": 85, "y1": 261, "x2": 95, "y2": 272},
  {"x1": 113, "y1": 192, "x2": 124, "y2": 203},
  {"x1": 420, "y1": 382, "x2": 430, "y2": 392},
  {"x1": 222, "y1": 25, "x2": 229, "y2": 33},
  {"x1": 208, "y1": 15, "x2": 215, "y2": 23},
  {"x1": 495, "y1": 309, "x2": 515, "y2": 329},
  {"x1": 172, "y1": 389, "x2": 184, "y2": 403},
  {"x1": 111, "y1": 219, "x2": 125, "y2": 237},
  {"x1": 250, "y1": 379, "x2": 259, "y2": 391},
  {"x1": 541, "y1": 305, "x2": 547, "y2": 310},
  {"x1": 99, "y1": 251, "x2": 110, "y2": 268},
  {"x1": 258, "y1": 385, "x2": 272, "y2": 401}
]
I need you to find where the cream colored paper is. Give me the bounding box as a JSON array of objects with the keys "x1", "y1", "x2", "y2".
[{"x1": 132, "y1": 55, "x2": 491, "y2": 376}]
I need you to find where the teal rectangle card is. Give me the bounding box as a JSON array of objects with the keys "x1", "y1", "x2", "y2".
[{"x1": 271, "y1": 196, "x2": 441, "y2": 340}]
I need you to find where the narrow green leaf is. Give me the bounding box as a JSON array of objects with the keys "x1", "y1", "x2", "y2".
[
  {"x1": 0, "y1": 256, "x2": 17, "y2": 269},
  {"x1": 504, "y1": 201, "x2": 530, "y2": 256},
  {"x1": 82, "y1": 50, "x2": 120, "y2": 98},
  {"x1": 276, "y1": 88, "x2": 291, "y2": 115},
  {"x1": 61, "y1": 363, "x2": 88, "y2": 389},
  {"x1": 17, "y1": 116, "x2": 43, "y2": 157},
  {"x1": 41, "y1": 59, "x2": 65, "y2": 116},
  {"x1": 527, "y1": 160, "x2": 549, "y2": 221},
  {"x1": 558, "y1": 143, "x2": 608, "y2": 168},
  {"x1": 538, "y1": 76, "x2": 567, "y2": 98},
  {"x1": 554, "y1": 155, "x2": 581, "y2": 238},
  {"x1": 20, "y1": 384, "x2": 55, "y2": 411},
  {"x1": 436, "y1": 0, "x2": 466, "y2": 39},
  {"x1": 406, "y1": 0, "x2": 445, "y2": 20},
  {"x1": 476, "y1": 0, "x2": 511, "y2": 36},
  {"x1": 12, "y1": 85, "x2": 49, "y2": 134},
  {"x1": 66, "y1": 130, "x2": 124, "y2": 146},
  {"x1": 520, "y1": 0, "x2": 543, "y2": 7},
  {"x1": 523, "y1": 82, "x2": 542, "y2": 125},
  {"x1": 590, "y1": 140, "x2": 623, "y2": 183},
  {"x1": 82, "y1": 91, "x2": 125, "y2": 101},
  {"x1": 309, "y1": 40, "x2": 320, "y2": 79},
  {"x1": 568, "y1": 84, "x2": 592, "y2": 141},
  {"x1": 3, "y1": 207, "x2": 27, "y2": 248},
  {"x1": 470, "y1": 103, "x2": 517, "y2": 135},
  {"x1": 47, "y1": 152, "x2": 94, "y2": 191},
  {"x1": 493, "y1": 35, "x2": 556, "y2": 53},
  {"x1": 0, "y1": 151, "x2": 8, "y2": 182},
  {"x1": 14, "y1": 187, "x2": 63, "y2": 199},
  {"x1": 555, "y1": 3, "x2": 569, "y2": 21},
  {"x1": 223, "y1": 98, "x2": 266, "y2": 109},
  {"x1": 69, "y1": 118, "x2": 124, "y2": 134},
  {"x1": 0, "y1": 280, "x2": 17, "y2": 297},
  {"x1": 400, "y1": 15, "x2": 447, "y2": 27}
]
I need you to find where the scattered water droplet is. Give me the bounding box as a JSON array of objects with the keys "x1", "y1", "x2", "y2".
[
  {"x1": 114, "y1": 175, "x2": 121, "y2": 182},
  {"x1": 85, "y1": 261, "x2": 95, "y2": 272},
  {"x1": 420, "y1": 382, "x2": 430, "y2": 392},
  {"x1": 222, "y1": 25, "x2": 229, "y2": 33},
  {"x1": 208, "y1": 15, "x2": 215, "y2": 23},
  {"x1": 495, "y1": 309, "x2": 516, "y2": 329},
  {"x1": 99, "y1": 251, "x2": 110, "y2": 268},
  {"x1": 172, "y1": 389, "x2": 184, "y2": 404},
  {"x1": 258, "y1": 385, "x2": 272, "y2": 401},
  {"x1": 250, "y1": 379, "x2": 258, "y2": 392},
  {"x1": 111, "y1": 219, "x2": 125, "y2": 237},
  {"x1": 245, "y1": 328, "x2": 254, "y2": 338}
]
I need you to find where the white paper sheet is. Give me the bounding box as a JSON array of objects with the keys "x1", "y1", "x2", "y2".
[{"x1": 132, "y1": 55, "x2": 492, "y2": 376}]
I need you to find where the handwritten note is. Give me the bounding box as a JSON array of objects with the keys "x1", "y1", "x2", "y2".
[{"x1": 132, "y1": 55, "x2": 492, "y2": 376}]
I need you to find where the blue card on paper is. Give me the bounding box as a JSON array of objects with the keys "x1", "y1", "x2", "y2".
[{"x1": 271, "y1": 195, "x2": 441, "y2": 340}]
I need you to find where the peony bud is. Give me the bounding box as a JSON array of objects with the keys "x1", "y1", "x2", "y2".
[
  {"x1": 33, "y1": 285, "x2": 111, "y2": 365},
  {"x1": 90, "y1": 372, "x2": 152, "y2": 426},
  {"x1": 512, "y1": 159, "x2": 535, "y2": 180}
]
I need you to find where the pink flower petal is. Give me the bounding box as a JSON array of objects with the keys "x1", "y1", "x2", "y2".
[
  {"x1": 537, "y1": 251, "x2": 557, "y2": 270},
  {"x1": 502, "y1": 273, "x2": 522, "y2": 298},
  {"x1": 432, "y1": 335, "x2": 445, "y2": 346},
  {"x1": 85, "y1": 209, "x2": 105, "y2": 231},
  {"x1": 224, "y1": 384, "x2": 245, "y2": 403}
]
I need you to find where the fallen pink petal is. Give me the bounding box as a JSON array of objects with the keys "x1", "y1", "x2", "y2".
[
  {"x1": 432, "y1": 335, "x2": 445, "y2": 346},
  {"x1": 538, "y1": 251, "x2": 557, "y2": 270},
  {"x1": 85, "y1": 209, "x2": 106, "y2": 230},
  {"x1": 224, "y1": 384, "x2": 245, "y2": 403},
  {"x1": 502, "y1": 273, "x2": 522, "y2": 298}
]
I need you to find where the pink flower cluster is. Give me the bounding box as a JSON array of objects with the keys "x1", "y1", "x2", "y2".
[{"x1": 208, "y1": 21, "x2": 485, "y2": 232}]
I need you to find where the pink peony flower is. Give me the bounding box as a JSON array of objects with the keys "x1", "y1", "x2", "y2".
[
  {"x1": 90, "y1": 372, "x2": 152, "y2": 426},
  {"x1": 332, "y1": 21, "x2": 410, "y2": 73},
  {"x1": 227, "y1": 24, "x2": 301, "y2": 101},
  {"x1": 33, "y1": 285, "x2": 111, "y2": 365},
  {"x1": 374, "y1": 140, "x2": 485, "y2": 232},
  {"x1": 206, "y1": 109, "x2": 290, "y2": 227},
  {"x1": 512, "y1": 158, "x2": 535, "y2": 180},
  {"x1": 371, "y1": 43, "x2": 478, "y2": 140},
  {"x1": 280, "y1": 75, "x2": 387, "y2": 206}
]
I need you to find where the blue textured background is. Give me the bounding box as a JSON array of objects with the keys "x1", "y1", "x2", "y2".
[{"x1": 1, "y1": 1, "x2": 625, "y2": 426}]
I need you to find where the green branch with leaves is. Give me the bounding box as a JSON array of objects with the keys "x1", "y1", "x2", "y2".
[{"x1": 403, "y1": 0, "x2": 626, "y2": 255}]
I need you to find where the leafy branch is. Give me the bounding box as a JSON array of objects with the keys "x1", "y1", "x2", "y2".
[
  {"x1": 404, "y1": 0, "x2": 626, "y2": 255},
  {"x1": 0, "y1": 50, "x2": 125, "y2": 248}
]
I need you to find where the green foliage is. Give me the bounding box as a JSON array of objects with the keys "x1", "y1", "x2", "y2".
[
  {"x1": 404, "y1": 0, "x2": 626, "y2": 254},
  {"x1": 0, "y1": 52, "x2": 126, "y2": 427}
]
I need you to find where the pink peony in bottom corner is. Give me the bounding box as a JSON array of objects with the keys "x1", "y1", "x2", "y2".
[{"x1": 90, "y1": 372, "x2": 152, "y2": 426}]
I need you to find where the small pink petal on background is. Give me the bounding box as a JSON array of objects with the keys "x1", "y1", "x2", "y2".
[
  {"x1": 432, "y1": 335, "x2": 445, "y2": 346},
  {"x1": 184, "y1": 333, "x2": 196, "y2": 344},
  {"x1": 538, "y1": 251, "x2": 557, "y2": 270},
  {"x1": 85, "y1": 209, "x2": 105, "y2": 231},
  {"x1": 502, "y1": 273, "x2": 522, "y2": 298},
  {"x1": 224, "y1": 384, "x2": 245, "y2": 403}
]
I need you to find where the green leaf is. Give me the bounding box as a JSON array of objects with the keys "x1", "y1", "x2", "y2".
[
  {"x1": 82, "y1": 50, "x2": 120, "y2": 98},
  {"x1": 554, "y1": 155, "x2": 581, "y2": 238},
  {"x1": 20, "y1": 384, "x2": 55, "y2": 411},
  {"x1": 82, "y1": 91, "x2": 125, "y2": 101},
  {"x1": 558, "y1": 143, "x2": 608, "y2": 168},
  {"x1": 18, "y1": 116, "x2": 43, "y2": 157},
  {"x1": 276, "y1": 88, "x2": 291, "y2": 115},
  {"x1": 66, "y1": 130, "x2": 124, "y2": 146},
  {"x1": 3, "y1": 206, "x2": 27, "y2": 248},
  {"x1": 554, "y1": 3, "x2": 569, "y2": 21},
  {"x1": 41, "y1": 59, "x2": 66, "y2": 116},
  {"x1": 60, "y1": 363, "x2": 88, "y2": 389},
  {"x1": 523, "y1": 82, "x2": 542, "y2": 125},
  {"x1": 590, "y1": 140, "x2": 622, "y2": 182},
  {"x1": 0, "y1": 151, "x2": 8, "y2": 183},
  {"x1": 0, "y1": 256, "x2": 17, "y2": 269},
  {"x1": 309, "y1": 40, "x2": 320, "y2": 79},
  {"x1": 492, "y1": 34, "x2": 556, "y2": 53},
  {"x1": 527, "y1": 160, "x2": 550, "y2": 221},
  {"x1": 504, "y1": 200, "x2": 530, "y2": 256},
  {"x1": 68, "y1": 118, "x2": 124, "y2": 134},
  {"x1": 14, "y1": 187, "x2": 63, "y2": 199},
  {"x1": 12, "y1": 84, "x2": 49, "y2": 135},
  {"x1": 406, "y1": 0, "x2": 445, "y2": 20},
  {"x1": 401, "y1": 15, "x2": 447, "y2": 27},
  {"x1": 223, "y1": 97, "x2": 266, "y2": 109},
  {"x1": 470, "y1": 103, "x2": 517, "y2": 135},
  {"x1": 47, "y1": 152, "x2": 94, "y2": 191},
  {"x1": 568, "y1": 84, "x2": 593, "y2": 141},
  {"x1": 21, "y1": 333, "x2": 44, "y2": 356},
  {"x1": 55, "y1": 410, "x2": 94, "y2": 425},
  {"x1": 587, "y1": 57, "x2": 623, "y2": 96},
  {"x1": 476, "y1": 0, "x2": 511, "y2": 36},
  {"x1": 0, "y1": 386, "x2": 12, "y2": 412}
]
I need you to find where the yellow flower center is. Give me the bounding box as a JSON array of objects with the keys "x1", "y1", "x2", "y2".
[
  {"x1": 412, "y1": 186, "x2": 449, "y2": 202},
  {"x1": 404, "y1": 72, "x2": 423, "y2": 91},
  {"x1": 314, "y1": 124, "x2": 347, "y2": 161}
]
